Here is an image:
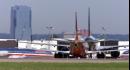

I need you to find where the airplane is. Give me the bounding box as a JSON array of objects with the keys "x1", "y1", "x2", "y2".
[
  {"x1": 88, "y1": 45, "x2": 129, "y2": 58},
  {"x1": 85, "y1": 35, "x2": 129, "y2": 58},
  {"x1": 68, "y1": 12, "x2": 86, "y2": 58}
]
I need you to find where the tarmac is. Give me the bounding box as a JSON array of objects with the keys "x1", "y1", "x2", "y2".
[{"x1": 0, "y1": 57, "x2": 129, "y2": 63}]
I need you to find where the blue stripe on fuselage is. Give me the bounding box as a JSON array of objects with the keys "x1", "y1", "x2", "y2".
[{"x1": 0, "y1": 48, "x2": 52, "y2": 54}]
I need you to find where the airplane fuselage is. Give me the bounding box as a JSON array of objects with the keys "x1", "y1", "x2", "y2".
[{"x1": 70, "y1": 41, "x2": 86, "y2": 58}]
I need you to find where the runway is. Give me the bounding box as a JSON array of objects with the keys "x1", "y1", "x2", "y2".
[{"x1": 0, "y1": 57, "x2": 129, "y2": 63}]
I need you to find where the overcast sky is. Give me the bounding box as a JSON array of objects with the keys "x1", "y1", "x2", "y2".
[{"x1": 0, "y1": 0, "x2": 129, "y2": 34}]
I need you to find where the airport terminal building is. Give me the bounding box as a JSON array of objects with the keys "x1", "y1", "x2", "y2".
[{"x1": 10, "y1": 5, "x2": 32, "y2": 41}]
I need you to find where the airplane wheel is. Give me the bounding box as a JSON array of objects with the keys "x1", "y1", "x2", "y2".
[
  {"x1": 54, "y1": 53, "x2": 62, "y2": 58},
  {"x1": 97, "y1": 52, "x2": 105, "y2": 58},
  {"x1": 111, "y1": 51, "x2": 120, "y2": 58},
  {"x1": 54, "y1": 53, "x2": 59, "y2": 58},
  {"x1": 54, "y1": 53, "x2": 69, "y2": 58}
]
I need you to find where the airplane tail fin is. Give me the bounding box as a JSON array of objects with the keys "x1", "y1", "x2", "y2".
[{"x1": 75, "y1": 12, "x2": 79, "y2": 41}]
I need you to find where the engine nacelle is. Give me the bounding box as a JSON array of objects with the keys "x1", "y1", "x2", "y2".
[
  {"x1": 111, "y1": 51, "x2": 120, "y2": 58},
  {"x1": 97, "y1": 52, "x2": 105, "y2": 58}
]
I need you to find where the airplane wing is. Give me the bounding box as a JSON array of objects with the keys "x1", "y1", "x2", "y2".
[
  {"x1": 86, "y1": 45, "x2": 129, "y2": 54},
  {"x1": 86, "y1": 49, "x2": 129, "y2": 54},
  {"x1": 18, "y1": 41, "x2": 70, "y2": 47},
  {"x1": 96, "y1": 45, "x2": 129, "y2": 50}
]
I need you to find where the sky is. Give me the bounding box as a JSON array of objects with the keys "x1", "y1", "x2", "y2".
[{"x1": 0, "y1": 0, "x2": 129, "y2": 34}]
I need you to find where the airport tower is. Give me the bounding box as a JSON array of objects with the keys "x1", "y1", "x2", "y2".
[{"x1": 10, "y1": 5, "x2": 32, "y2": 41}]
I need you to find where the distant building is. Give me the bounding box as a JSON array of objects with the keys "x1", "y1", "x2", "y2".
[{"x1": 10, "y1": 5, "x2": 32, "y2": 40}]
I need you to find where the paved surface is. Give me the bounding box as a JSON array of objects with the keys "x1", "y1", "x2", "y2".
[{"x1": 0, "y1": 57, "x2": 129, "y2": 63}]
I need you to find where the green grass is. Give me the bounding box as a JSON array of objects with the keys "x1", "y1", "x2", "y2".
[{"x1": 0, "y1": 62, "x2": 129, "y2": 70}]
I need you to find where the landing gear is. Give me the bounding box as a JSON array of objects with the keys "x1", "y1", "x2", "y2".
[
  {"x1": 54, "y1": 46, "x2": 69, "y2": 58},
  {"x1": 111, "y1": 51, "x2": 120, "y2": 58},
  {"x1": 96, "y1": 51, "x2": 120, "y2": 59},
  {"x1": 97, "y1": 52, "x2": 105, "y2": 58},
  {"x1": 54, "y1": 52, "x2": 69, "y2": 58}
]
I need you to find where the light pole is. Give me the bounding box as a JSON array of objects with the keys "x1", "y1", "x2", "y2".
[
  {"x1": 46, "y1": 26, "x2": 54, "y2": 40},
  {"x1": 102, "y1": 27, "x2": 106, "y2": 46},
  {"x1": 46, "y1": 26, "x2": 54, "y2": 50}
]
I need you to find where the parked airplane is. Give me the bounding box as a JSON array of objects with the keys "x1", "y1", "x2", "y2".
[{"x1": 68, "y1": 12, "x2": 86, "y2": 58}]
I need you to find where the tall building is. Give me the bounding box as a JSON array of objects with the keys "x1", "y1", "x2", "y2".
[{"x1": 10, "y1": 5, "x2": 32, "y2": 40}]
